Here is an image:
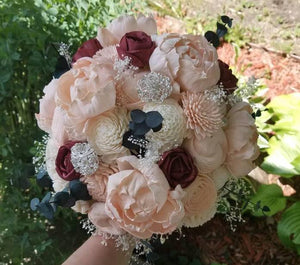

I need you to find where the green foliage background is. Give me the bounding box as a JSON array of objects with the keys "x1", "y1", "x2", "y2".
[{"x1": 0, "y1": 0, "x2": 141, "y2": 264}]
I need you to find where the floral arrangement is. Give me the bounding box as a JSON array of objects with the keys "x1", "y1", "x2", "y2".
[{"x1": 32, "y1": 14, "x2": 259, "y2": 242}]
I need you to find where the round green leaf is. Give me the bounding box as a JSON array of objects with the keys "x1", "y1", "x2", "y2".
[
  {"x1": 277, "y1": 201, "x2": 300, "y2": 254},
  {"x1": 250, "y1": 184, "x2": 286, "y2": 216}
]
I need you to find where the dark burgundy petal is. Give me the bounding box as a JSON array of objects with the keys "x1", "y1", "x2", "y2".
[
  {"x1": 72, "y1": 38, "x2": 102, "y2": 63},
  {"x1": 158, "y1": 147, "x2": 198, "y2": 189}
]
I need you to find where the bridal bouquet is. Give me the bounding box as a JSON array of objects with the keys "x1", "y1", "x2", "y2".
[{"x1": 32, "y1": 14, "x2": 259, "y2": 240}]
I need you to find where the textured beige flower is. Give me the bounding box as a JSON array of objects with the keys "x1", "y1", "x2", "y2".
[
  {"x1": 143, "y1": 99, "x2": 187, "y2": 153},
  {"x1": 183, "y1": 129, "x2": 228, "y2": 174},
  {"x1": 81, "y1": 162, "x2": 119, "y2": 202},
  {"x1": 224, "y1": 102, "x2": 260, "y2": 177},
  {"x1": 182, "y1": 92, "x2": 225, "y2": 139},
  {"x1": 85, "y1": 108, "x2": 130, "y2": 163},
  {"x1": 72, "y1": 200, "x2": 93, "y2": 214},
  {"x1": 210, "y1": 166, "x2": 231, "y2": 190},
  {"x1": 182, "y1": 174, "x2": 217, "y2": 227}
]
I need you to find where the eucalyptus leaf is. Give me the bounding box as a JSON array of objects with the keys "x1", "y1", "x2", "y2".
[
  {"x1": 204, "y1": 31, "x2": 219, "y2": 47},
  {"x1": 30, "y1": 198, "x2": 40, "y2": 211},
  {"x1": 216, "y1": 22, "x2": 228, "y2": 38},
  {"x1": 41, "y1": 192, "x2": 52, "y2": 203},
  {"x1": 70, "y1": 179, "x2": 91, "y2": 201},
  {"x1": 133, "y1": 122, "x2": 150, "y2": 136},
  {"x1": 54, "y1": 191, "x2": 75, "y2": 208},
  {"x1": 145, "y1": 111, "x2": 163, "y2": 128},
  {"x1": 37, "y1": 168, "x2": 47, "y2": 180},
  {"x1": 38, "y1": 202, "x2": 54, "y2": 219},
  {"x1": 130, "y1": 109, "x2": 146, "y2": 124}
]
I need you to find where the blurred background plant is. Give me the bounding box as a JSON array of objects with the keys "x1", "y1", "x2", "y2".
[{"x1": 0, "y1": 0, "x2": 142, "y2": 264}]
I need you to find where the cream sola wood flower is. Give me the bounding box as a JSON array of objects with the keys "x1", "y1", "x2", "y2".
[
  {"x1": 182, "y1": 174, "x2": 217, "y2": 227},
  {"x1": 182, "y1": 91, "x2": 226, "y2": 139},
  {"x1": 85, "y1": 107, "x2": 130, "y2": 163},
  {"x1": 143, "y1": 98, "x2": 187, "y2": 153}
]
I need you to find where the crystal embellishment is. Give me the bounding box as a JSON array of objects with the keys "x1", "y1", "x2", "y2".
[
  {"x1": 71, "y1": 143, "x2": 99, "y2": 176},
  {"x1": 137, "y1": 72, "x2": 172, "y2": 103}
]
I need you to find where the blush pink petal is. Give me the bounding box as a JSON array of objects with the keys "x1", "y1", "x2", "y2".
[
  {"x1": 51, "y1": 107, "x2": 68, "y2": 146},
  {"x1": 150, "y1": 34, "x2": 220, "y2": 93},
  {"x1": 54, "y1": 52, "x2": 117, "y2": 139},
  {"x1": 89, "y1": 202, "x2": 124, "y2": 235},
  {"x1": 35, "y1": 78, "x2": 59, "y2": 133}
]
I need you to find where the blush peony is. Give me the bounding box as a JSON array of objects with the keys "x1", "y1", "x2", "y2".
[
  {"x1": 56, "y1": 51, "x2": 117, "y2": 140},
  {"x1": 105, "y1": 156, "x2": 185, "y2": 239},
  {"x1": 89, "y1": 202, "x2": 124, "y2": 235},
  {"x1": 149, "y1": 33, "x2": 220, "y2": 93}
]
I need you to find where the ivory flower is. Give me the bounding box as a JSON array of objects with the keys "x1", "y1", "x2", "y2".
[
  {"x1": 224, "y1": 102, "x2": 260, "y2": 177},
  {"x1": 210, "y1": 166, "x2": 231, "y2": 190},
  {"x1": 143, "y1": 99, "x2": 187, "y2": 153},
  {"x1": 45, "y1": 138, "x2": 68, "y2": 192},
  {"x1": 149, "y1": 33, "x2": 220, "y2": 93},
  {"x1": 182, "y1": 174, "x2": 217, "y2": 227},
  {"x1": 85, "y1": 108, "x2": 130, "y2": 163},
  {"x1": 105, "y1": 155, "x2": 185, "y2": 239}
]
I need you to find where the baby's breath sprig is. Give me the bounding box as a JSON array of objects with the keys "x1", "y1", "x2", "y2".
[
  {"x1": 218, "y1": 178, "x2": 270, "y2": 231},
  {"x1": 32, "y1": 135, "x2": 49, "y2": 174}
]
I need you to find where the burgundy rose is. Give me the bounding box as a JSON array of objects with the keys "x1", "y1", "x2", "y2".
[
  {"x1": 55, "y1": 141, "x2": 81, "y2": 181},
  {"x1": 218, "y1": 60, "x2": 238, "y2": 94},
  {"x1": 158, "y1": 147, "x2": 198, "y2": 189},
  {"x1": 116, "y1": 31, "x2": 156, "y2": 68},
  {"x1": 72, "y1": 38, "x2": 102, "y2": 63}
]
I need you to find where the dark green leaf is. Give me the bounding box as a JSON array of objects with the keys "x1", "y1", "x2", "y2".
[
  {"x1": 204, "y1": 31, "x2": 220, "y2": 47},
  {"x1": 277, "y1": 201, "x2": 300, "y2": 254},
  {"x1": 250, "y1": 184, "x2": 286, "y2": 216}
]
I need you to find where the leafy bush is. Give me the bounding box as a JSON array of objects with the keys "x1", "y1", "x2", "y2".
[
  {"x1": 251, "y1": 92, "x2": 300, "y2": 254},
  {"x1": 0, "y1": 0, "x2": 140, "y2": 264}
]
